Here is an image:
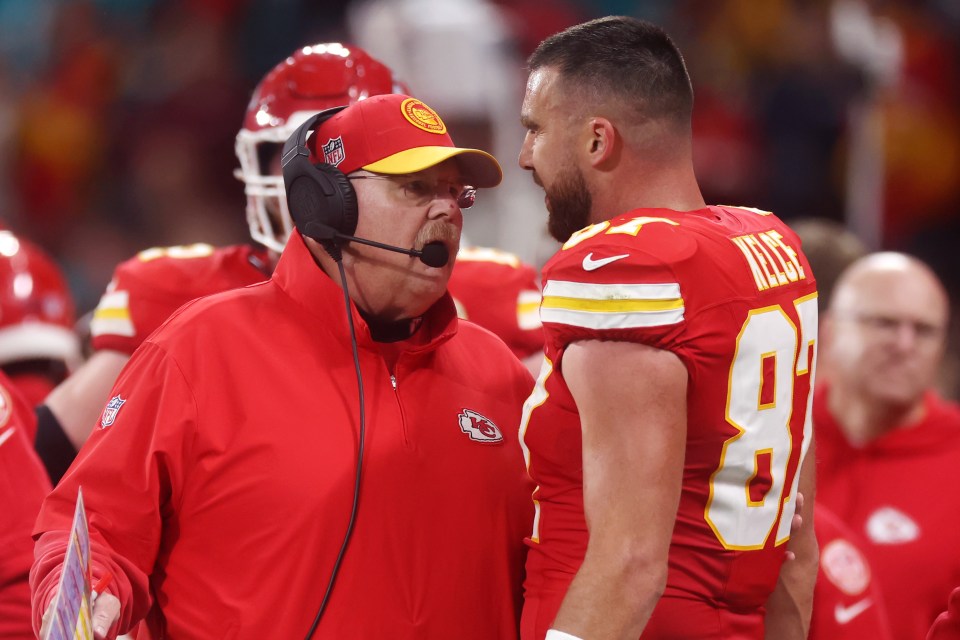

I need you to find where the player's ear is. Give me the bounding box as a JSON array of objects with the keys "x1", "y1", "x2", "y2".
[{"x1": 586, "y1": 117, "x2": 617, "y2": 167}]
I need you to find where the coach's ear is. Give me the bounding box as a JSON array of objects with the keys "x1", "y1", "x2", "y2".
[{"x1": 586, "y1": 116, "x2": 618, "y2": 168}]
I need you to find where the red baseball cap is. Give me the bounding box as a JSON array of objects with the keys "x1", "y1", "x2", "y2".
[{"x1": 311, "y1": 94, "x2": 502, "y2": 188}]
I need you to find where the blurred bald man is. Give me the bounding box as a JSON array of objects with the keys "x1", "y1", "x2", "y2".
[{"x1": 814, "y1": 252, "x2": 960, "y2": 640}]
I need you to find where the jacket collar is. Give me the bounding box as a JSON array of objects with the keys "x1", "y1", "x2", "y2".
[{"x1": 272, "y1": 233, "x2": 459, "y2": 352}]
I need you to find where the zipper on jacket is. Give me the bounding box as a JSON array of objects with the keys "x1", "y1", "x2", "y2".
[{"x1": 388, "y1": 370, "x2": 413, "y2": 448}]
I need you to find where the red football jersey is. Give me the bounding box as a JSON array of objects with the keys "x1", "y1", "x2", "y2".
[
  {"x1": 89, "y1": 243, "x2": 269, "y2": 354},
  {"x1": 520, "y1": 207, "x2": 818, "y2": 639},
  {"x1": 0, "y1": 370, "x2": 50, "y2": 639},
  {"x1": 448, "y1": 246, "x2": 544, "y2": 360},
  {"x1": 816, "y1": 385, "x2": 960, "y2": 640},
  {"x1": 810, "y1": 505, "x2": 892, "y2": 640}
]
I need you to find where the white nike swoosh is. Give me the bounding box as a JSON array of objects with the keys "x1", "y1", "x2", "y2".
[
  {"x1": 0, "y1": 427, "x2": 15, "y2": 448},
  {"x1": 582, "y1": 252, "x2": 630, "y2": 271},
  {"x1": 835, "y1": 598, "x2": 873, "y2": 624}
]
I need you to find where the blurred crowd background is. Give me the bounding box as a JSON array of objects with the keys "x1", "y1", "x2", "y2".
[{"x1": 0, "y1": 0, "x2": 958, "y2": 390}]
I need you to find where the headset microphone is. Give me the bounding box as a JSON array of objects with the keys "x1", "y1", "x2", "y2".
[
  {"x1": 416, "y1": 242, "x2": 449, "y2": 268},
  {"x1": 309, "y1": 224, "x2": 450, "y2": 268},
  {"x1": 345, "y1": 236, "x2": 447, "y2": 268}
]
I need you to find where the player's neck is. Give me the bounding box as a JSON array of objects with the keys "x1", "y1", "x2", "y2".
[
  {"x1": 595, "y1": 161, "x2": 705, "y2": 218},
  {"x1": 828, "y1": 386, "x2": 927, "y2": 445}
]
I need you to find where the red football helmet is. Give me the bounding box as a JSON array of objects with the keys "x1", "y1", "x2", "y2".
[
  {"x1": 0, "y1": 229, "x2": 80, "y2": 372},
  {"x1": 235, "y1": 43, "x2": 406, "y2": 253}
]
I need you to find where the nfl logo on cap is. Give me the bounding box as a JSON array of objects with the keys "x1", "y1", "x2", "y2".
[{"x1": 322, "y1": 136, "x2": 345, "y2": 167}]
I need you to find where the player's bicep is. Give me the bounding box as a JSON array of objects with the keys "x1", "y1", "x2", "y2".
[
  {"x1": 563, "y1": 340, "x2": 687, "y2": 556},
  {"x1": 44, "y1": 350, "x2": 132, "y2": 450}
]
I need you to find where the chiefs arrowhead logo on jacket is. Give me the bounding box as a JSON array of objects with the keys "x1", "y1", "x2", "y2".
[{"x1": 458, "y1": 409, "x2": 503, "y2": 443}]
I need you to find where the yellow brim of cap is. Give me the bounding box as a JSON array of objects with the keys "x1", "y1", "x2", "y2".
[{"x1": 362, "y1": 146, "x2": 502, "y2": 188}]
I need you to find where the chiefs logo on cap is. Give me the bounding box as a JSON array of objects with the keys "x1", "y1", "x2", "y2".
[{"x1": 401, "y1": 98, "x2": 447, "y2": 134}]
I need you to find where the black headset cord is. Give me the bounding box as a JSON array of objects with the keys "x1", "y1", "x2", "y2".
[{"x1": 304, "y1": 257, "x2": 365, "y2": 639}]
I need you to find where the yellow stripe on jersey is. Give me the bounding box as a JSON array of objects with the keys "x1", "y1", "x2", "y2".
[
  {"x1": 137, "y1": 243, "x2": 215, "y2": 262},
  {"x1": 542, "y1": 295, "x2": 683, "y2": 313},
  {"x1": 517, "y1": 290, "x2": 543, "y2": 330},
  {"x1": 89, "y1": 290, "x2": 136, "y2": 337},
  {"x1": 540, "y1": 280, "x2": 684, "y2": 329},
  {"x1": 92, "y1": 307, "x2": 130, "y2": 321}
]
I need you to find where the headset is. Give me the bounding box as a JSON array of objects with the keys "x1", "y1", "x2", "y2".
[
  {"x1": 281, "y1": 107, "x2": 448, "y2": 266},
  {"x1": 281, "y1": 106, "x2": 355, "y2": 260}
]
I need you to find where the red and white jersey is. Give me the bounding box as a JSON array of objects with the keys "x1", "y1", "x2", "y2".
[
  {"x1": 89, "y1": 243, "x2": 269, "y2": 354},
  {"x1": 520, "y1": 207, "x2": 818, "y2": 639},
  {"x1": 0, "y1": 370, "x2": 50, "y2": 639},
  {"x1": 816, "y1": 385, "x2": 960, "y2": 640},
  {"x1": 810, "y1": 505, "x2": 892, "y2": 640},
  {"x1": 448, "y1": 246, "x2": 543, "y2": 360}
]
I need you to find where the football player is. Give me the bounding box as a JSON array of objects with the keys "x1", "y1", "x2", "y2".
[
  {"x1": 517, "y1": 17, "x2": 819, "y2": 639},
  {"x1": 0, "y1": 228, "x2": 80, "y2": 410}
]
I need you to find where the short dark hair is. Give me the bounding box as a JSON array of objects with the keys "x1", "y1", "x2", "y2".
[{"x1": 528, "y1": 16, "x2": 694, "y2": 125}]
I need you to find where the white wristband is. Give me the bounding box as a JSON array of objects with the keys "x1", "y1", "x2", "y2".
[{"x1": 545, "y1": 631, "x2": 584, "y2": 640}]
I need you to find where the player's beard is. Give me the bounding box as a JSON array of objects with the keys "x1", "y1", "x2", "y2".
[{"x1": 545, "y1": 164, "x2": 592, "y2": 243}]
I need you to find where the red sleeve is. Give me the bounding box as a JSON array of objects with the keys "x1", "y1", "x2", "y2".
[
  {"x1": 89, "y1": 245, "x2": 267, "y2": 354},
  {"x1": 929, "y1": 588, "x2": 960, "y2": 640},
  {"x1": 0, "y1": 374, "x2": 50, "y2": 639},
  {"x1": 30, "y1": 342, "x2": 195, "y2": 635},
  {"x1": 448, "y1": 249, "x2": 544, "y2": 359},
  {"x1": 539, "y1": 219, "x2": 697, "y2": 366}
]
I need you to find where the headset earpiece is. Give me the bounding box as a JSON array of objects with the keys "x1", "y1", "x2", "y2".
[
  {"x1": 301, "y1": 164, "x2": 358, "y2": 238},
  {"x1": 281, "y1": 106, "x2": 359, "y2": 258}
]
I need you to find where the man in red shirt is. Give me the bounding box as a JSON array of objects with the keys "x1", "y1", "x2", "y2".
[
  {"x1": 32, "y1": 94, "x2": 534, "y2": 638},
  {"x1": 516, "y1": 16, "x2": 819, "y2": 640},
  {"x1": 815, "y1": 251, "x2": 960, "y2": 640}
]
